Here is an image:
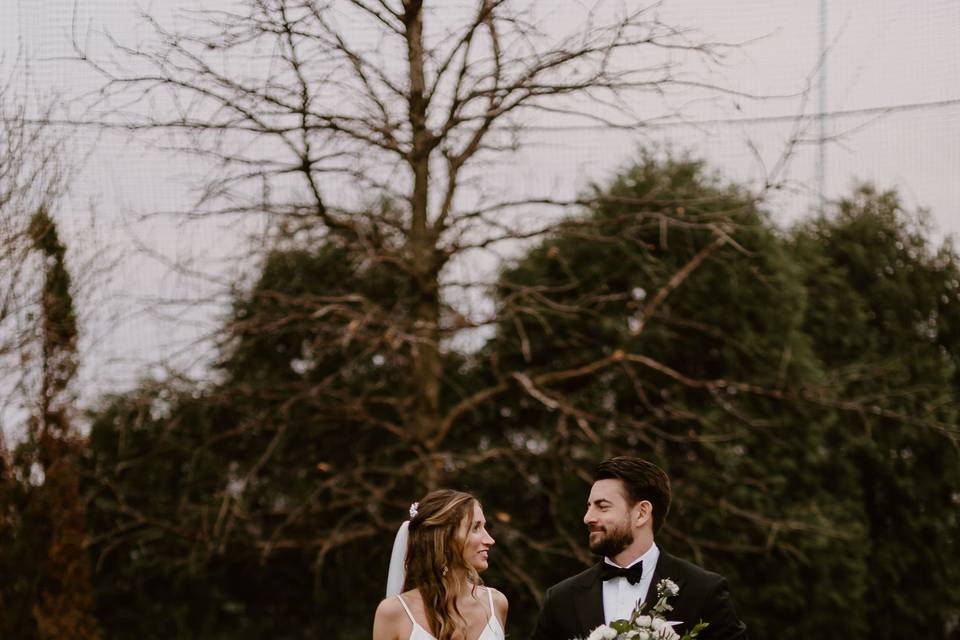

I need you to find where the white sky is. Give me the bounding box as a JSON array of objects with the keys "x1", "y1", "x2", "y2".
[{"x1": 2, "y1": 0, "x2": 959, "y2": 418}]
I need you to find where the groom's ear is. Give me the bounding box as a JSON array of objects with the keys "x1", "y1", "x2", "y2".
[{"x1": 633, "y1": 500, "x2": 653, "y2": 527}]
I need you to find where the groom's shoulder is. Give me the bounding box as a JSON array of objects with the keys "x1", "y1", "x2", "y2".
[
  {"x1": 663, "y1": 552, "x2": 722, "y2": 577},
  {"x1": 658, "y1": 551, "x2": 727, "y2": 592}
]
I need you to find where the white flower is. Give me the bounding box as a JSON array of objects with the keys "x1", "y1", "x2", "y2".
[
  {"x1": 587, "y1": 624, "x2": 618, "y2": 640},
  {"x1": 661, "y1": 579, "x2": 679, "y2": 597},
  {"x1": 636, "y1": 615, "x2": 652, "y2": 628},
  {"x1": 651, "y1": 618, "x2": 666, "y2": 631},
  {"x1": 637, "y1": 631, "x2": 651, "y2": 640}
]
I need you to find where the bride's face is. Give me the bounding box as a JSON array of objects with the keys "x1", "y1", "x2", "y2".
[{"x1": 459, "y1": 501, "x2": 495, "y2": 572}]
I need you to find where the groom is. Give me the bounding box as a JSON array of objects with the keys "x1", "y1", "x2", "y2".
[{"x1": 532, "y1": 456, "x2": 747, "y2": 639}]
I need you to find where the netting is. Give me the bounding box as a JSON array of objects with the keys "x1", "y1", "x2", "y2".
[{"x1": 2, "y1": 0, "x2": 958, "y2": 405}]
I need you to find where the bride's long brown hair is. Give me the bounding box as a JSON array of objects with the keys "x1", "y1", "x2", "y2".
[{"x1": 402, "y1": 489, "x2": 483, "y2": 640}]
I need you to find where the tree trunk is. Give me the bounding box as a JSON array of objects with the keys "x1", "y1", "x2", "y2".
[{"x1": 404, "y1": 1, "x2": 442, "y2": 468}]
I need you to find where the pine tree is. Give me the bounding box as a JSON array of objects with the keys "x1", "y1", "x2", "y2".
[{"x1": 791, "y1": 185, "x2": 960, "y2": 639}]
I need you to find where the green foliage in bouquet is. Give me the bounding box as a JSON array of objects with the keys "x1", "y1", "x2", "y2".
[{"x1": 582, "y1": 579, "x2": 707, "y2": 640}]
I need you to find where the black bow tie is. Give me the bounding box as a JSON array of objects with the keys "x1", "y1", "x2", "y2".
[{"x1": 600, "y1": 561, "x2": 643, "y2": 585}]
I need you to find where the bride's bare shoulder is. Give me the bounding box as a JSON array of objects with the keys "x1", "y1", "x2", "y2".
[
  {"x1": 373, "y1": 596, "x2": 406, "y2": 630},
  {"x1": 485, "y1": 585, "x2": 508, "y2": 603},
  {"x1": 374, "y1": 591, "x2": 423, "y2": 640},
  {"x1": 485, "y1": 586, "x2": 509, "y2": 620}
]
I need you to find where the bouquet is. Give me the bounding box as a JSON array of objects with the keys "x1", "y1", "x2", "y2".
[{"x1": 583, "y1": 579, "x2": 707, "y2": 640}]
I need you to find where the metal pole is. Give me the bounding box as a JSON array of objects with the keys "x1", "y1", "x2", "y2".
[{"x1": 818, "y1": 0, "x2": 827, "y2": 214}]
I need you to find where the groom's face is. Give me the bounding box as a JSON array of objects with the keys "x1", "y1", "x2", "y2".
[{"x1": 584, "y1": 479, "x2": 634, "y2": 557}]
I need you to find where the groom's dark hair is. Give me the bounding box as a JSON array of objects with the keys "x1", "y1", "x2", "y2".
[{"x1": 594, "y1": 456, "x2": 671, "y2": 534}]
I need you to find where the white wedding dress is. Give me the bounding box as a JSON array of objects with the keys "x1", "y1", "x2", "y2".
[{"x1": 395, "y1": 587, "x2": 505, "y2": 640}]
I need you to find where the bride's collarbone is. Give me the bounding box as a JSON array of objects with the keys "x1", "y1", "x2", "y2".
[{"x1": 405, "y1": 588, "x2": 493, "y2": 623}]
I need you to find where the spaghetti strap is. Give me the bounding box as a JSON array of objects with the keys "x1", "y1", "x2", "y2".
[
  {"x1": 394, "y1": 590, "x2": 502, "y2": 640},
  {"x1": 396, "y1": 594, "x2": 416, "y2": 623}
]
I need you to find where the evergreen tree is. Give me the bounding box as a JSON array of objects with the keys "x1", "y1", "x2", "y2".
[
  {"x1": 791, "y1": 185, "x2": 960, "y2": 639},
  {"x1": 472, "y1": 153, "x2": 868, "y2": 638},
  {"x1": 86, "y1": 234, "x2": 428, "y2": 639}
]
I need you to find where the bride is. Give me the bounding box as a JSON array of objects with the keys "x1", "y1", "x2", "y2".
[{"x1": 373, "y1": 489, "x2": 508, "y2": 640}]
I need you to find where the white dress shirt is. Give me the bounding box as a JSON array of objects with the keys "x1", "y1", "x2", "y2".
[{"x1": 602, "y1": 543, "x2": 660, "y2": 623}]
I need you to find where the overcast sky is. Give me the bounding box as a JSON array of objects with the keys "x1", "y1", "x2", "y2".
[{"x1": 2, "y1": 0, "x2": 959, "y2": 417}]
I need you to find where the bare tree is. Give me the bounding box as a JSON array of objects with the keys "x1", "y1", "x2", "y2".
[
  {"x1": 0, "y1": 67, "x2": 102, "y2": 639},
  {"x1": 84, "y1": 0, "x2": 733, "y2": 451},
  {"x1": 0, "y1": 69, "x2": 66, "y2": 450}
]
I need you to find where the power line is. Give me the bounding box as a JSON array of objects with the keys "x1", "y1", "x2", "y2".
[
  {"x1": 522, "y1": 96, "x2": 960, "y2": 132},
  {"x1": 10, "y1": 97, "x2": 960, "y2": 131}
]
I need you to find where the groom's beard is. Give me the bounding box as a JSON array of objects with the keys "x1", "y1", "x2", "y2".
[{"x1": 588, "y1": 520, "x2": 634, "y2": 558}]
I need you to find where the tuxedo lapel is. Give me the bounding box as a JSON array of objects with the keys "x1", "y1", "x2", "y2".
[
  {"x1": 646, "y1": 552, "x2": 689, "y2": 631},
  {"x1": 649, "y1": 551, "x2": 690, "y2": 596},
  {"x1": 572, "y1": 564, "x2": 605, "y2": 636}
]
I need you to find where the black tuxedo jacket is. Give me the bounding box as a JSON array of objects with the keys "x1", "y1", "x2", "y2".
[{"x1": 531, "y1": 551, "x2": 747, "y2": 640}]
